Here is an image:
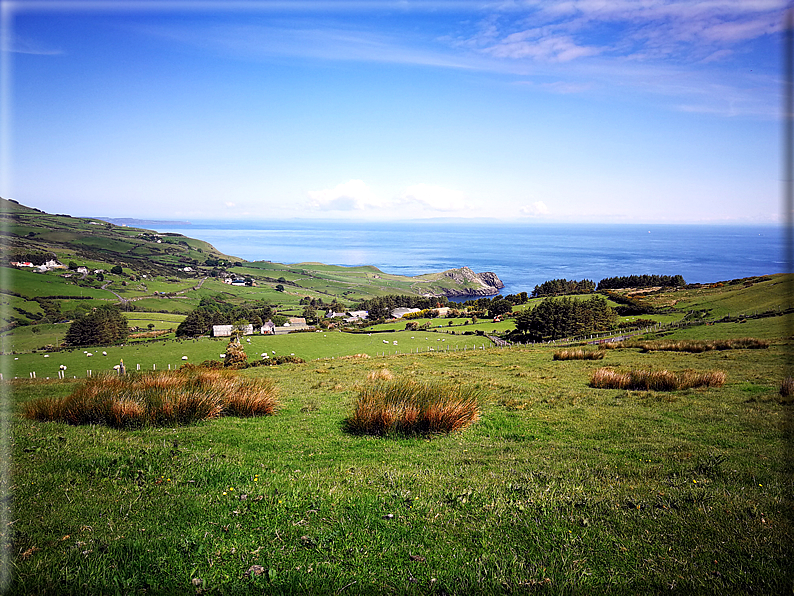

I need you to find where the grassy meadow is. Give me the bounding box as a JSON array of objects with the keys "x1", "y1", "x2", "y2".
[
  {"x1": 6, "y1": 321, "x2": 793, "y2": 594},
  {"x1": 3, "y1": 197, "x2": 793, "y2": 593}
]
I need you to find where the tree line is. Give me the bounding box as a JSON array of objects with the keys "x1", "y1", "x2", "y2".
[
  {"x1": 509, "y1": 295, "x2": 617, "y2": 343},
  {"x1": 596, "y1": 274, "x2": 685, "y2": 290},
  {"x1": 531, "y1": 279, "x2": 595, "y2": 298}
]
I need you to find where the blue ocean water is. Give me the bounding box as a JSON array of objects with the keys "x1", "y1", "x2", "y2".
[{"x1": 150, "y1": 221, "x2": 785, "y2": 298}]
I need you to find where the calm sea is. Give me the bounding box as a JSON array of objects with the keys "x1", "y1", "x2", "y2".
[{"x1": 149, "y1": 221, "x2": 785, "y2": 298}]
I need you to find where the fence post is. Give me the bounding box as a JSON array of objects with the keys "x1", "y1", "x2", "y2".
[{"x1": 137, "y1": 363, "x2": 140, "y2": 371}]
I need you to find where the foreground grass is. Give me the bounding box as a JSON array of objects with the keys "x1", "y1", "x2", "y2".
[{"x1": 7, "y1": 338, "x2": 794, "y2": 594}]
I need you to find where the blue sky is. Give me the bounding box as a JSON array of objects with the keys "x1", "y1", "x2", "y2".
[{"x1": 1, "y1": 0, "x2": 785, "y2": 223}]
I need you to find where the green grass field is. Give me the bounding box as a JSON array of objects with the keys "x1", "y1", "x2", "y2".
[
  {"x1": 7, "y1": 330, "x2": 792, "y2": 594},
  {"x1": 3, "y1": 199, "x2": 793, "y2": 593}
]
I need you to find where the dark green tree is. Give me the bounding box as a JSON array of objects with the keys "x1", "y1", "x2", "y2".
[
  {"x1": 64, "y1": 305, "x2": 129, "y2": 346},
  {"x1": 488, "y1": 298, "x2": 513, "y2": 318}
]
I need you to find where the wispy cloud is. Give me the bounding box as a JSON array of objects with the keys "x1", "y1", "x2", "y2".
[
  {"x1": 140, "y1": 20, "x2": 478, "y2": 70},
  {"x1": 124, "y1": 0, "x2": 783, "y2": 117},
  {"x1": 3, "y1": 35, "x2": 62, "y2": 55}
]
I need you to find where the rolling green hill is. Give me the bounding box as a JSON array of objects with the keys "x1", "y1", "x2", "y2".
[{"x1": 0, "y1": 198, "x2": 505, "y2": 331}]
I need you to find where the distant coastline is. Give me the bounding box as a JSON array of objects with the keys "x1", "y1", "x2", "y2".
[
  {"x1": 98, "y1": 217, "x2": 192, "y2": 227},
  {"x1": 148, "y1": 220, "x2": 783, "y2": 296}
]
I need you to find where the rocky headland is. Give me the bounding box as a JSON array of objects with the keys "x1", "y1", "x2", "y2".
[{"x1": 440, "y1": 266, "x2": 505, "y2": 297}]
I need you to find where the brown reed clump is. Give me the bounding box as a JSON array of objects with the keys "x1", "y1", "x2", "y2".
[
  {"x1": 345, "y1": 378, "x2": 481, "y2": 437},
  {"x1": 601, "y1": 342, "x2": 624, "y2": 349},
  {"x1": 553, "y1": 348, "x2": 605, "y2": 361},
  {"x1": 635, "y1": 338, "x2": 769, "y2": 353},
  {"x1": 590, "y1": 367, "x2": 726, "y2": 391},
  {"x1": 22, "y1": 370, "x2": 278, "y2": 428}
]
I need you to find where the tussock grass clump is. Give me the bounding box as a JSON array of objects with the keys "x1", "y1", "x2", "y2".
[
  {"x1": 367, "y1": 368, "x2": 394, "y2": 381},
  {"x1": 345, "y1": 378, "x2": 481, "y2": 436},
  {"x1": 590, "y1": 367, "x2": 726, "y2": 391},
  {"x1": 635, "y1": 338, "x2": 769, "y2": 353},
  {"x1": 23, "y1": 370, "x2": 278, "y2": 427},
  {"x1": 553, "y1": 348, "x2": 605, "y2": 361},
  {"x1": 601, "y1": 341, "x2": 624, "y2": 349}
]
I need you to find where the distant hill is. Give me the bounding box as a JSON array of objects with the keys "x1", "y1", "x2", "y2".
[
  {"x1": 0, "y1": 197, "x2": 235, "y2": 277},
  {"x1": 96, "y1": 217, "x2": 192, "y2": 227}
]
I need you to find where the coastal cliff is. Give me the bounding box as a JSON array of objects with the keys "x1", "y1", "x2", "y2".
[{"x1": 438, "y1": 267, "x2": 505, "y2": 297}]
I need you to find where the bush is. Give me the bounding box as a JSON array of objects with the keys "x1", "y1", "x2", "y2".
[
  {"x1": 22, "y1": 370, "x2": 278, "y2": 427},
  {"x1": 590, "y1": 368, "x2": 726, "y2": 391},
  {"x1": 254, "y1": 355, "x2": 306, "y2": 366},
  {"x1": 344, "y1": 378, "x2": 481, "y2": 436}
]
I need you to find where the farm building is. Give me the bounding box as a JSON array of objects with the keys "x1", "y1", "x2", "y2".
[
  {"x1": 391, "y1": 308, "x2": 421, "y2": 318},
  {"x1": 211, "y1": 324, "x2": 254, "y2": 337}
]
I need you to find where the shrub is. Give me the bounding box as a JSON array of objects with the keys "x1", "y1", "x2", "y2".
[
  {"x1": 223, "y1": 338, "x2": 248, "y2": 368},
  {"x1": 590, "y1": 368, "x2": 726, "y2": 391},
  {"x1": 256, "y1": 355, "x2": 306, "y2": 366},
  {"x1": 553, "y1": 348, "x2": 605, "y2": 361},
  {"x1": 22, "y1": 370, "x2": 278, "y2": 428},
  {"x1": 345, "y1": 378, "x2": 481, "y2": 437}
]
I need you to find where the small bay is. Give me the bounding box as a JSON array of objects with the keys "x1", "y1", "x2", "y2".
[{"x1": 150, "y1": 221, "x2": 784, "y2": 297}]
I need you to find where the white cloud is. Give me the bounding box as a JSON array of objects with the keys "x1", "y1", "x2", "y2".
[
  {"x1": 308, "y1": 179, "x2": 382, "y2": 211},
  {"x1": 224, "y1": 201, "x2": 236, "y2": 208},
  {"x1": 519, "y1": 201, "x2": 550, "y2": 217},
  {"x1": 396, "y1": 184, "x2": 467, "y2": 212}
]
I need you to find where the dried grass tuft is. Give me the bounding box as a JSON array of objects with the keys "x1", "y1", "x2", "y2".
[
  {"x1": 553, "y1": 348, "x2": 605, "y2": 361},
  {"x1": 590, "y1": 367, "x2": 725, "y2": 391},
  {"x1": 22, "y1": 370, "x2": 278, "y2": 428},
  {"x1": 635, "y1": 338, "x2": 769, "y2": 353},
  {"x1": 367, "y1": 368, "x2": 394, "y2": 381},
  {"x1": 345, "y1": 378, "x2": 481, "y2": 437}
]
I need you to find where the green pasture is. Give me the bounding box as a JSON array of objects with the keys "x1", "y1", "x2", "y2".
[
  {"x1": 663, "y1": 276, "x2": 785, "y2": 319},
  {"x1": 369, "y1": 317, "x2": 515, "y2": 335},
  {"x1": 125, "y1": 312, "x2": 186, "y2": 330},
  {"x1": 1, "y1": 329, "x2": 505, "y2": 380},
  {"x1": 0, "y1": 323, "x2": 70, "y2": 354},
  {"x1": 2, "y1": 268, "x2": 113, "y2": 299},
  {"x1": 0, "y1": 294, "x2": 44, "y2": 324},
  {"x1": 7, "y1": 333, "x2": 792, "y2": 594}
]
